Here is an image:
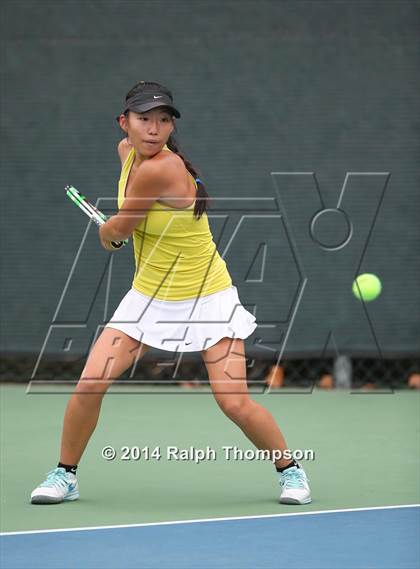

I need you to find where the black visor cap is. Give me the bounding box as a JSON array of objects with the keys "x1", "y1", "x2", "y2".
[
  {"x1": 116, "y1": 83, "x2": 181, "y2": 121},
  {"x1": 127, "y1": 98, "x2": 181, "y2": 118}
]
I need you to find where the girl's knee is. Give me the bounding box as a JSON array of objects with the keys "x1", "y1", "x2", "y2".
[
  {"x1": 75, "y1": 376, "x2": 111, "y2": 399},
  {"x1": 217, "y1": 396, "x2": 253, "y2": 423}
]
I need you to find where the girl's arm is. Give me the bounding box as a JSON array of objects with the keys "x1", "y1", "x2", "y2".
[{"x1": 99, "y1": 159, "x2": 168, "y2": 244}]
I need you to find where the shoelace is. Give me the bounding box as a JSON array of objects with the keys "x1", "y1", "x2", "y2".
[
  {"x1": 281, "y1": 468, "x2": 307, "y2": 489},
  {"x1": 39, "y1": 468, "x2": 69, "y2": 489}
]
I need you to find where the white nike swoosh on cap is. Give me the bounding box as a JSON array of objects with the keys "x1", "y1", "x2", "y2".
[{"x1": 153, "y1": 96, "x2": 163, "y2": 99}]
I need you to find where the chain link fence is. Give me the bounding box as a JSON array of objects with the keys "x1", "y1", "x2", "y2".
[{"x1": 2, "y1": 353, "x2": 419, "y2": 390}]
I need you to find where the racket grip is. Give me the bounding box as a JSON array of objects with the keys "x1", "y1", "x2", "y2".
[{"x1": 110, "y1": 239, "x2": 128, "y2": 250}]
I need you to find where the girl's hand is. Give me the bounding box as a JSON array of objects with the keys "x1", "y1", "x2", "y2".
[{"x1": 99, "y1": 225, "x2": 117, "y2": 251}]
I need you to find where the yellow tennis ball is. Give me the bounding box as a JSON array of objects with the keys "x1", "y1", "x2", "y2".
[{"x1": 352, "y1": 273, "x2": 382, "y2": 302}]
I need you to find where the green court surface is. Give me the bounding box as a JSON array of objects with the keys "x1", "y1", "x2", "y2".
[{"x1": 1, "y1": 384, "x2": 418, "y2": 533}]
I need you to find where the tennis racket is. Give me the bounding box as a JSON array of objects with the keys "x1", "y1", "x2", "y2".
[{"x1": 65, "y1": 185, "x2": 128, "y2": 250}]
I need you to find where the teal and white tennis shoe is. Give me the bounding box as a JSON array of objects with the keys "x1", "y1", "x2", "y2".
[
  {"x1": 31, "y1": 467, "x2": 79, "y2": 504},
  {"x1": 279, "y1": 466, "x2": 311, "y2": 505}
]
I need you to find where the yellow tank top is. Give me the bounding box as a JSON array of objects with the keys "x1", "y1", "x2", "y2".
[{"x1": 117, "y1": 146, "x2": 232, "y2": 300}]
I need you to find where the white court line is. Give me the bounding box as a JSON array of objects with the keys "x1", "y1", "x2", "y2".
[{"x1": 1, "y1": 504, "x2": 418, "y2": 537}]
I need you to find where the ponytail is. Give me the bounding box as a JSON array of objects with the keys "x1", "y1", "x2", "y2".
[{"x1": 166, "y1": 133, "x2": 210, "y2": 220}]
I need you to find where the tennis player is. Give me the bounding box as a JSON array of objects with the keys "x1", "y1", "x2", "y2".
[{"x1": 31, "y1": 81, "x2": 311, "y2": 505}]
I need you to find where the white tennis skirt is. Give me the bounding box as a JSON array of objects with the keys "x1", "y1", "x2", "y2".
[{"x1": 105, "y1": 285, "x2": 257, "y2": 352}]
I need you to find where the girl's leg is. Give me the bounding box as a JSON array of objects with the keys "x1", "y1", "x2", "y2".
[
  {"x1": 201, "y1": 337, "x2": 290, "y2": 469},
  {"x1": 60, "y1": 328, "x2": 149, "y2": 465}
]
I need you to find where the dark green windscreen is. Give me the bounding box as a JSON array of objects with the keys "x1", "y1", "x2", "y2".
[{"x1": 1, "y1": 0, "x2": 419, "y2": 359}]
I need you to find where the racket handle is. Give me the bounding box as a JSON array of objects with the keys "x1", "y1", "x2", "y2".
[{"x1": 110, "y1": 239, "x2": 128, "y2": 250}]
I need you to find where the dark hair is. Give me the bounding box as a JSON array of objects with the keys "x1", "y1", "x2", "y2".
[
  {"x1": 121, "y1": 81, "x2": 210, "y2": 220},
  {"x1": 165, "y1": 132, "x2": 210, "y2": 220}
]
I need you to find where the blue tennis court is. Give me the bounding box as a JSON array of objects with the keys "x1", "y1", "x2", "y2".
[{"x1": 1, "y1": 506, "x2": 418, "y2": 569}]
